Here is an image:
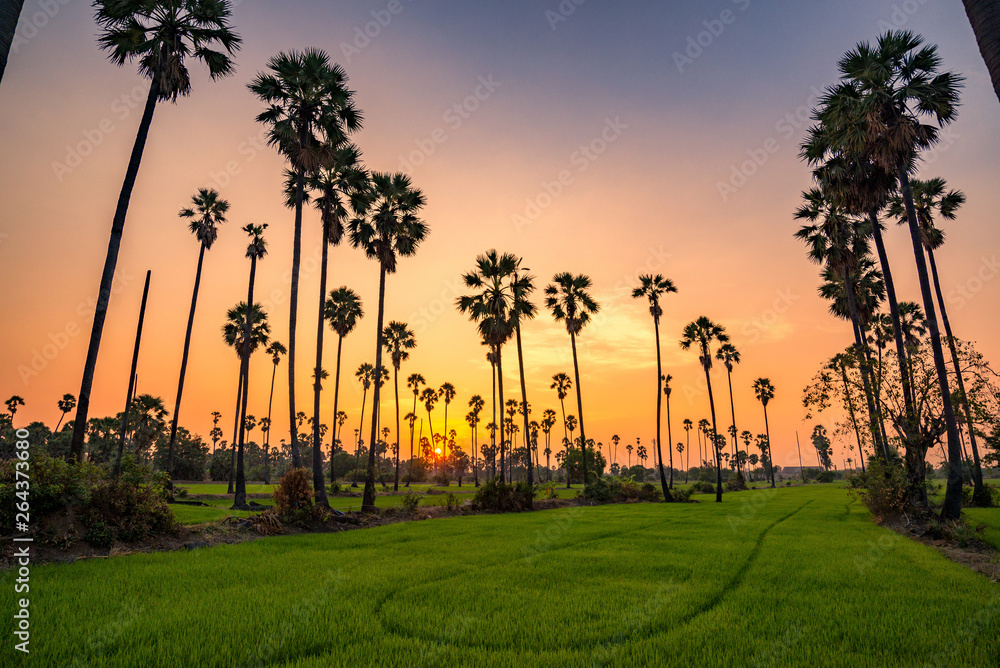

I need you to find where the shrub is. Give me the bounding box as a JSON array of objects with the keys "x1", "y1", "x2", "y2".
[
  {"x1": 815, "y1": 470, "x2": 836, "y2": 483},
  {"x1": 328, "y1": 482, "x2": 342, "y2": 495},
  {"x1": 273, "y1": 468, "x2": 314, "y2": 522},
  {"x1": 400, "y1": 491, "x2": 421, "y2": 512},
  {"x1": 695, "y1": 481, "x2": 716, "y2": 494},
  {"x1": 725, "y1": 471, "x2": 748, "y2": 492},
  {"x1": 540, "y1": 482, "x2": 559, "y2": 500},
  {"x1": 209, "y1": 451, "x2": 231, "y2": 482},
  {"x1": 0, "y1": 453, "x2": 104, "y2": 533},
  {"x1": 81, "y1": 477, "x2": 176, "y2": 545},
  {"x1": 445, "y1": 492, "x2": 460, "y2": 512},
  {"x1": 851, "y1": 458, "x2": 908, "y2": 522},
  {"x1": 433, "y1": 471, "x2": 450, "y2": 487},
  {"x1": 846, "y1": 471, "x2": 867, "y2": 489},
  {"x1": 583, "y1": 477, "x2": 663, "y2": 504},
  {"x1": 471, "y1": 477, "x2": 534, "y2": 512},
  {"x1": 670, "y1": 486, "x2": 695, "y2": 502}
]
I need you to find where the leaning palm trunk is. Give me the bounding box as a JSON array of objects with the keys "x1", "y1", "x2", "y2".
[
  {"x1": 724, "y1": 369, "x2": 740, "y2": 476},
  {"x1": 653, "y1": 317, "x2": 672, "y2": 501},
  {"x1": 234, "y1": 256, "x2": 259, "y2": 510},
  {"x1": 362, "y1": 266, "x2": 388, "y2": 510},
  {"x1": 762, "y1": 403, "x2": 775, "y2": 488},
  {"x1": 287, "y1": 150, "x2": 307, "y2": 469},
  {"x1": 330, "y1": 335, "x2": 344, "y2": 484},
  {"x1": 497, "y1": 348, "x2": 507, "y2": 483},
  {"x1": 839, "y1": 363, "x2": 866, "y2": 474},
  {"x1": 393, "y1": 368, "x2": 401, "y2": 491},
  {"x1": 228, "y1": 370, "x2": 242, "y2": 494},
  {"x1": 264, "y1": 361, "x2": 277, "y2": 485},
  {"x1": 845, "y1": 277, "x2": 887, "y2": 461},
  {"x1": 71, "y1": 78, "x2": 160, "y2": 462},
  {"x1": 927, "y1": 246, "x2": 989, "y2": 505},
  {"x1": 352, "y1": 385, "x2": 368, "y2": 488},
  {"x1": 0, "y1": 0, "x2": 26, "y2": 87},
  {"x1": 311, "y1": 228, "x2": 330, "y2": 507},
  {"x1": 702, "y1": 369, "x2": 723, "y2": 502},
  {"x1": 569, "y1": 331, "x2": 589, "y2": 486},
  {"x1": 514, "y1": 319, "x2": 533, "y2": 486},
  {"x1": 964, "y1": 0, "x2": 1000, "y2": 105},
  {"x1": 897, "y1": 166, "x2": 964, "y2": 519},
  {"x1": 166, "y1": 241, "x2": 207, "y2": 480}
]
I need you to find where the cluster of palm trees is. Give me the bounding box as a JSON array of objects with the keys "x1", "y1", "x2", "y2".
[{"x1": 795, "y1": 30, "x2": 989, "y2": 519}]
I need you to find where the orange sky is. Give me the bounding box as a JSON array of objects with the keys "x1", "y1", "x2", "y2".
[{"x1": 2, "y1": 1, "x2": 999, "y2": 471}]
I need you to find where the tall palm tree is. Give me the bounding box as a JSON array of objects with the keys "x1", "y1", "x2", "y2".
[
  {"x1": 54, "y1": 394, "x2": 77, "y2": 432},
  {"x1": 822, "y1": 30, "x2": 966, "y2": 519},
  {"x1": 632, "y1": 273, "x2": 677, "y2": 501},
  {"x1": 222, "y1": 302, "x2": 269, "y2": 492},
  {"x1": 626, "y1": 442, "x2": 633, "y2": 469},
  {"x1": 963, "y1": 0, "x2": 1000, "y2": 104},
  {"x1": 715, "y1": 342, "x2": 742, "y2": 477},
  {"x1": 611, "y1": 434, "x2": 620, "y2": 468},
  {"x1": 421, "y1": 387, "x2": 440, "y2": 469},
  {"x1": 249, "y1": 48, "x2": 361, "y2": 471},
  {"x1": 551, "y1": 372, "x2": 572, "y2": 487},
  {"x1": 458, "y1": 251, "x2": 518, "y2": 482},
  {"x1": 753, "y1": 378, "x2": 777, "y2": 488},
  {"x1": 263, "y1": 341, "x2": 286, "y2": 484},
  {"x1": 0, "y1": 0, "x2": 26, "y2": 86},
  {"x1": 349, "y1": 172, "x2": 427, "y2": 510},
  {"x1": 545, "y1": 273, "x2": 600, "y2": 486},
  {"x1": 70, "y1": 1, "x2": 241, "y2": 462},
  {"x1": 166, "y1": 188, "x2": 229, "y2": 479},
  {"x1": 5, "y1": 395, "x2": 23, "y2": 426},
  {"x1": 439, "y1": 382, "x2": 456, "y2": 463},
  {"x1": 663, "y1": 376, "x2": 677, "y2": 489},
  {"x1": 542, "y1": 409, "x2": 557, "y2": 481},
  {"x1": 325, "y1": 287, "x2": 363, "y2": 481},
  {"x1": 680, "y1": 317, "x2": 729, "y2": 502},
  {"x1": 406, "y1": 373, "x2": 425, "y2": 486},
  {"x1": 888, "y1": 178, "x2": 988, "y2": 505},
  {"x1": 231, "y1": 224, "x2": 267, "y2": 510},
  {"x1": 384, "y1": 321, "x2": 416, "y2": 491},
  {"x1": 469, "y1": 394, "x2": 485, "y2": 486},
  {"x1": 509, "y1": 260, "x2": 538, "y2": 485},
  {"x1": 352, "y1": 362, "x2": 374, "y2": 488}
]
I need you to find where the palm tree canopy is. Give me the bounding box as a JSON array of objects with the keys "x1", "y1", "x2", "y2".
[
  {"x1": 886, "y1": 176, "x2": 965, "y2": 251},
  {"x1": 439, "y1": 382, "x2": 456, "y2": 404},
  {"x1": 356, "y1": 362, "x2": 374, "y2": 390},
  {"x1": 407, "y1": 373, "x2": 426, "y2": 395},
  {"x1": 325, "y1": 286, "x2": 364, "y2": 338},
  {"x1": 753, "y1": 378, "x2": 775, "y2": 408},
  {"x1": 222, "y1": 302, "x2": 270, "y2": 355},
  {"x1": 266, "y1": 341, "x2": 287, "y2": 366},
  {"x1": 715, "y1": 343, "x2": 741, "y2": 371},
  {"x1": 680, "y1": 316, "x2": 729, "y2": 372},
  {"x1": 96, "y1": 0, "x2": 241, "y2": 102},
  {"x1": 421, "y1": 387, "x2": 439, "y2": 411},
  {"x1": 631, "y1": 273, "x2": 677, "y2": 320},
  {"x1": 545, "y1": 272, "x2": 600, "y2": 335},
  {"x1": 179, "y1": 187, "x2": 228, "y2": 249},
  {"x1": 457, "y1": 250, "x2": 519, "y2": 348},
  {"x1": 310, "y1": 141, "x2": 369, "y2": 245},
  {"x1": 243, "y1": 223, "x2": 267, "y2": 260},
  {"x1": 383, "y1": 321, "x2": 416, "y2": 370},
  {"x1": 551, "y1": 372, "x2": 572, "y2": 399},
  {"x1": 349, "y1": 172, "x2": 427, "y2": 273}
]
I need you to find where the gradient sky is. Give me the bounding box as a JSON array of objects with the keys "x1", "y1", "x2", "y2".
[{"x1": 2, "y1": 0, "x2": 998, "y2": 471}]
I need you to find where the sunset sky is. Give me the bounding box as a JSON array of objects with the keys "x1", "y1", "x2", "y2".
[{"x1": 1, "y1": 0, "x2": 998, "y2": 472}]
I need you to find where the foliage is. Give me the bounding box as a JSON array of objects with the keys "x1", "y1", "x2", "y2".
[
  {"x1": 445, "y1": 492, "x2": 460, "y2": 512},
  {"x1": 273, "y1": 468, "x2": 314, "y2": 522},
  {"x1": 432, "y1": 471, "x2": 450, "y2": 486},
  {"x1": 0, "y1": 452, "x2": 104, "y2": 533},
  {"x1": 846, "y1": 471, "x2": 868, "y2": 489},
  {"x1": 471, "y1": 477, "x2": 534, "y2": 512},
  {"x1": 539, "y1": 481, "x2": 559, "y2": 500},
  {"x1": 725, "y1": 471, "x2": 748, "y2": 491},
  {"x1": 583, "y1": 476, "x2": 663, "y2": 504},
  {"x1": 209, "y1": 450, "x2": 231, "y2": 482},
  {"x1": 851, "y1": 457, "x2": 910, "y2": 522},
  {"x1": 694, "y1": 481, "x2": 716, "y2": 494},
  {"x1": 815, "y1": 470, "x2": 836, "y2": 483},
  {"x1": 153, "y1": 427, "x2": 209, "y2": 480},
  {"x1": 400, "y1": 491, "x2": 421, "y2": 512},
  {"x1": 81, "y1": 460, "x2": 176, "y2": 547}
]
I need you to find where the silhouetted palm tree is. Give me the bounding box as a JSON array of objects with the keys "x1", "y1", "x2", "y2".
[
  {"x1": 681, "y1": 317, "x2": 729, "y2": 502},
  {"x1": 349, "y1": 172, "x2": 427, "y2": 510},
  {"x1": 753, "y1": 378, "x2": 776, "y2": 488},
  {"x1": 439, "y1": 382, "x2": 456, "y2": 463},
  {"x1": 352, "y1": 362, "x2": 374, "y2": 488},
  {"x1": 963, "y1": 0, "x2": 1000, "y2": 104},
  {"x1": 545, "y1": 273, "x2": 600, "y2": 486},
  {"x1": 223, "y1": 302, "x2": 269, "y2": 492},
  {"x1": 167, "y1": 188, "x2": 229, "y2": 479},
  {"x1": 54, "y1": 394, "x2": 76, "y2": 432},
  {"x1": 715, "y1": 342, "x2": 742, "y2": 477},
  {"x1": 633, "y1": 273, "x2": 677, "y2": 501},
  {"x1": 71, "y1": 0, "x2": 241, "y2": 462},
  {"x1": 249, "y1": 47, "x2": 361, "y2": 470},
  {"x1": 5, "y1": 395, "x2": 23, "y2": 427},
  {"x1": 406, "y1": 373, "x2": 425, "y2": 486},
  {"x1": 0, "y1": 0, "x2": 26, "y2": 87},
  {"x1": 468, "y1": 394, "x2": 485, "y2": 486},
  {"x1": 384, "y1": 321, "x2": 416, "y2": 491},
  {"x1": 263, "y1": 341, "x2": 286, "y2": 484},
  {"x1": 326, "y1": 287, "x2": 363, "y2": 481}
]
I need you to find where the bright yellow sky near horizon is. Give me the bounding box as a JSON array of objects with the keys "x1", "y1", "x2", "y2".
[{"x1": 1, "y1": 1, "x2": 999, "y2": 472}]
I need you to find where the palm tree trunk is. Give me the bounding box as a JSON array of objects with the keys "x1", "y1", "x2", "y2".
[
  {"x1": 725, "y1": 369, "x2": 739, "y2": 476},
  {"x1": 408, "y1": 391, "x2": 417, "y2": 487},
  {"x1": 490, "y1": 357, "x2": 497, "y2": 480},
  {"x1": 839, "y1": 363, "x2": 866, "y2": 475},
  {"x1": 113, "y1": 270, "x2": 151, "y2": 477},
  {"x1": 330, "y1": 336, "x2": 344, "y2": 484},
  {"x1": 558, "y1": 396, "x2": 569, "y2": 488},
  {"x1": 964, "y1": 0, "x2": 1000, "y2": 105},
  {"x1": 859, "y1": 323, "x2": 891, "y2": 454},
  {"x1": 703, "y1": 367, "x2": 723, "y2": 502},
  {"x1": 264, "y1": 360, "x2": 277, "y2": 485},
  {"x1": 287, "y1": 158, "x2": 307, "y2": 470},
  {"x1": 897, "y1": 166, "x2": 963, "y2": 519},
  {"x1": 234, "y1": 255, "x2": 258, "y2": 510},
  {"x1": 353, "y1": 386, "x2": 367, "y2": 488},
  {"x1": 228, "y1": 367, "x2": 242, "y2": 494},
  {"x1": 70, "y1": 79, "x2": 160, "y2": 462},
  {"x1": 0, "y1": 0, "x2": 25, "y2": 87},
  {"x1": 362, "y1": 265, "x2": 388, "y2": 511},
  {"x1": 513, "y1": 318, "x2": 533, "y2": 486},
  {"x1": 311, "y1": 229, "x2": 330, "y2": 508},
  {"x1": 845, "y1": 276, "x2": 887, "y2": 460},
  {"x1": 497, "y1": 347, "x2": 506, "y2": 483},
  {"x1": 166, "y1": 241, "x2": 207, "y2": 480},
  {"x1": 763, "y1": 404, "x2": 775, "y2": 488},
  {"x1": 927, "y1": 247, "x2": 988, "y2": 504},
  {"x1": 652, "y1": 316, "x2": 672, "y2": 501},
  {"x1": 393, "y1": 366, "x2": 401, "y2": 491},
  {"x1": 569, "y1": 331, "x2": 589, "y2": 486}
]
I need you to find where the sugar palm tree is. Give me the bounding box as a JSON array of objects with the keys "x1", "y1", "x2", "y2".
[
  {"x1": 545, "y1": 273, "x2": 600, "y2": 486},
  {"x1": 326, "y1": 287, "x2": 363, "y2": 480},
  {"x1": 753, "y1": 378, "x2": 777, "y2": 488},
  {"x1": 70, "y1": 0, "x2": 241, "y2": 462},
  {"x1": 550, "y1": 372, "x2": 573, "y2": 486},
  {"x1": 384, "y1": 321, "x2": 416, "y2": 491},
  {"x1": 963, "y1": 0, "x2": 1000, "y2": 104},
  {"x1": 249, "y1": 48, "x2": 362, "y2": 471},
  {"x1": 676, "y1": 442, "x2": 687, "y2": 482},
  {"x1": 680, "y1": 317, "x2": 729, "y2": 502},
  {"x1": 262, "y1": 341, "x2": 286, "y2": 484},
  {"x1": 715, "y1": 342, "x2": 742, "y2": 477},
  {"x1": 54, "y1": 394, "x2": 76, "y2": 432},
  {"x1": 509, "y1": 259, "x2": 538, "y2": 485},
  {"x1": 888, "y1": 178, "x2": 988, "y2": 504},
  {"x1": 822, "y1": 30, "x2": 966, "y2": 519},
  {"x1": 5, "y1": 395, "x2": 23, "y2": 427},
  {"x1": 352, "y1": 362, "x2": 374, "y2": 488},
  {"x1": 222, "y1": 302, "x2": 269, "y2": 492},
  {"x1": 633, "y1": 273, "x2": 677, "y2": 500},
  {"x1": 231, "y1": 224, "x2": 268, "y2": 509},
  {"x1": 0, "y1": 0, "x2": 26, "y2": 86},
  {"x1": 663, "y1": 375, "x2": 677, "y2": 489},
  {"x1": 406, "y1": 373, "x2": 425, "y2": 486},
  {"x1": 422, "y1": 387, "x2": 439, "y2": 469},
  {"x1": 349, "y1": 172, "x2": 427, "y2": 510},
  {"x1": 469, "y1": 394, "x2": 485, "y2": 486},
  {"x1": 458, "y1": 251, "x2": 518, "y2": 482},
  {"x1": 166, "y1": 188, "x2": 229, "y2": 479},
  {"x1": 626, "y1": 443, "x2": 633, "y2": 469},
  {"x1": 439, "y1": 382, "x2": 456, "y2": 463},
  {"x1": 541, "y1": 409, "x2": 557, "y2": 481}
]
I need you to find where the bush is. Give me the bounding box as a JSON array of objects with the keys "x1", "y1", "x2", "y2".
[
  {"x1": 670, "y1": 486, "x2": 695, "y2": 502},
  {"x1": 209, "y1": 451, "x2": 231, "y2": 482},
  {"x1": 273, "y1": 468, "x2": 314, "y2": 522},
  {"x1": 725, "y1": 472, "x2": 748, "y2": 492},
  {"x1": 0, "y1": 453, "x2": 104, "y2": 533},
  {"x1": 695, "y1": 481, "x2": 716, "y2": 494},
  {"x1": 851, "y1": 458, "x2": 909, "y2": 522},
  {"x1": 445, "y1": 492, "x2": 460, "y2": 512},
  {"x1": 846, "y1": 471, "x2": 868, "y2": 489},
  {"x1": 400, "y1": 491, "x2": 421, "y2": 512},
  {"x1": 328, "y1": 482, "x2": 342, "y2": 495},
  {"x1": 815, "y1": 470, "x2": 836, "y2": 483},
  {"x1": 471, "y1": 477, "x2": 534, "y2": 512},
  {"x1": 81, "y1": 476, "x2": 176, "y2": 546},
  {"x1": 539, "y1": 482, "x2": 559, "y2": 500},
  {"x1": 432, "y1": 471, "x2": 450, "y2": 486},
  {"x1": 583, "y1": 477, "x2": 663, "y2": 504}
]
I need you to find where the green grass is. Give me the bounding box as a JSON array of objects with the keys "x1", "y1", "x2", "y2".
[{"x1": 6, "y1": 485, "x2": 997, "y2": 666}]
